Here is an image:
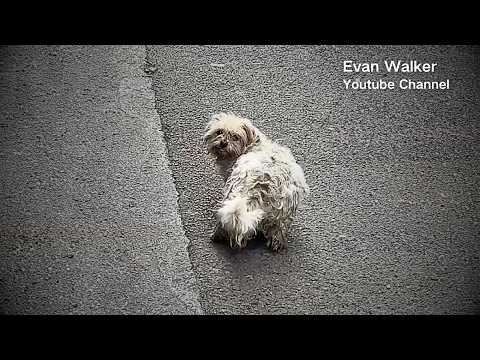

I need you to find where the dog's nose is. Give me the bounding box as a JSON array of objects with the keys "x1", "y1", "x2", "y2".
[{"x1": 219, "y1": 140, "x2": 227, "y2": 148}]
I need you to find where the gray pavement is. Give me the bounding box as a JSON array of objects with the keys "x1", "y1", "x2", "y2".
[
  {"x1": 0, "y1": 46, "x2": 202, "y2": 314},
  {"x1": 147, "y1": 45, "x2": 480, "y2": 314},
  {"x1": 1, "y1": 45, "x2": 479, "y2": 314}
]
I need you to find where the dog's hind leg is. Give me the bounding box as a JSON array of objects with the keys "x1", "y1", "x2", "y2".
[{"x1": 264, "y1": 221, "x2": 290, "y2": 252}]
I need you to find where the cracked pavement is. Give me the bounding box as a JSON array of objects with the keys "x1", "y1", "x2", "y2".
[{"x1": 0, "y1": 46, "x2": 202, "y2": 314}]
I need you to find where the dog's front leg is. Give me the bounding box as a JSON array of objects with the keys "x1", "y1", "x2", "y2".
[{"x1": 211, "y1": 221, "x2": 227, "y2": 243}]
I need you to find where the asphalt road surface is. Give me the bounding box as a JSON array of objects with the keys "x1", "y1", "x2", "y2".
[
  {"x1": 0, "y1": 46, "x2": 202, "y2": 314},
  {"x1": 1, "y1": 45, "x2": 479, "y2": 314},
  {"x1": 147, "y1": 45, "x2": 480, "y2": 314}
]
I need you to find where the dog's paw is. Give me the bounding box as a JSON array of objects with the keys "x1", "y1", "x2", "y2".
[
  {"x1": 227, "y1": 238, "x2": 247, "y2": 250},
  {"x1": 266, "y1": 234, "x2": 287, "y2": 252},
  {"x1": 269, "y1": 241, "x2": 286, "y2": 252},
  {"x1": 211, "y1": 223, "x2": 227, "y2": 243}
]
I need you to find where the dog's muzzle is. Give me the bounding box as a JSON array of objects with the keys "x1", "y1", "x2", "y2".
[{"x1": 218, "y1": 139, "x2": 227, "y2": 149}]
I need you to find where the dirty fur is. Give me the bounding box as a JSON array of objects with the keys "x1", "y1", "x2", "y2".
[{"x1": 203, "y1": 112, "x2": 309, "y2": 252}]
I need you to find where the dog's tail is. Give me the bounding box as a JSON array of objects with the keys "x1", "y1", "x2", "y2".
[{"x1": 217, "y1": 197, "x2": 265, "y2": 239}]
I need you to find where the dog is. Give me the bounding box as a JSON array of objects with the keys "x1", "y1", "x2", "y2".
[{"x1": 203, "y1": 112, "x2": 309, "y2": 252}]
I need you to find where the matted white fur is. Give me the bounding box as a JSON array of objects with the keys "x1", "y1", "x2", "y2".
[{"x1": 204, "y1": 112, "x2": 309, "y2": 251}]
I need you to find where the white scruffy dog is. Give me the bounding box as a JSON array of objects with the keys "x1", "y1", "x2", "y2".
[{"x1": 203, "y1": 112, "x2": 309, "y2": 252}]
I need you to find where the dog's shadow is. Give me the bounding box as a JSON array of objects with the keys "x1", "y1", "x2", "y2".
[
  {"x1": 243, "y1": 231, "x2": 268, "y2": 250},
  {"x1": 212, "y1": 231, "x2": 270, "y2": 255}
]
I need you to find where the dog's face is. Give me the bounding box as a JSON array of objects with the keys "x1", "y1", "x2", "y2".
[{"x1": 203, "y1": 113, "x2": 256, "y2": 160}]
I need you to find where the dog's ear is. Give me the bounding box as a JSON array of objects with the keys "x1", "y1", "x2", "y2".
[
  {"x1": 203, "y1": 114, "x2": 220, "y2": 143},
  {"x1": 202, "y1": 127, "x2": 212, "y2": 144},
  {"x1": 242, "y1": 124, "x2": 256, "y2": 146}
]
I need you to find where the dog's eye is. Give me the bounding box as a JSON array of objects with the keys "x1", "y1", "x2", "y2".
[
  {"x1": 216, "y1": 130, "x2": 222, "y2": 136},
  {"x1": 232, "y1": 134, "x2": 239, "y2": 141}
]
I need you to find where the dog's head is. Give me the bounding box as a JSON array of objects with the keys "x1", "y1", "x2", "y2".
[{"x1": 203, "y1": 112, "x2": 257, "y2": 160}]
